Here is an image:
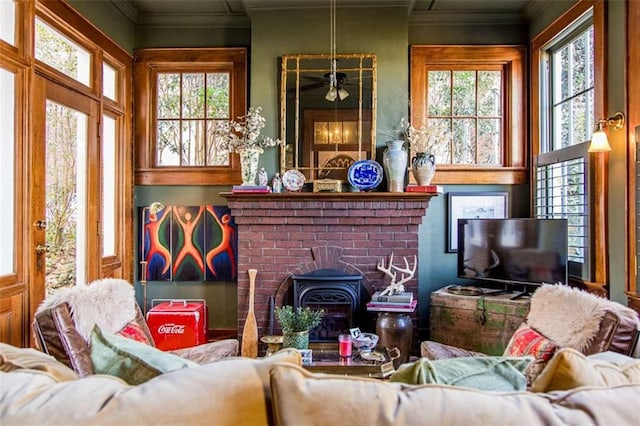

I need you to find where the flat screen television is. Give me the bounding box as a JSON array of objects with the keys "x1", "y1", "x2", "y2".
[{"x1": 457, "y1": 218, "x2": 568, "y2": 290}]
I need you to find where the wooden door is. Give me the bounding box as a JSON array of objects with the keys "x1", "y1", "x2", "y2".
[{"x1": 29, "y1": 74, "x2": 101, "y2": 327}]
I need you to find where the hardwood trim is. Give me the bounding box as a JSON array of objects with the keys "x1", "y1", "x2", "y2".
[
  {"x1": 628, "y1": 0, "x2": 640, "y2": 296},
  {"x1": 133, "y1": 47, "x2": 247, "y2": 186},
  {"x1": 530, "y1": 0, "x2": 607, "y2": 293},
  {"x1": 410, "y1": 45, "x2": 527, "y2": 184}
]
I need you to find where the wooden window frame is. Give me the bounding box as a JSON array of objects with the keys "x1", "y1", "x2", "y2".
[
  {"x1": 627, "y1": 0, "x2": 640, "y2": 309},
  {"x1": 134, "y1": 48, "x2": 247, "y2": 186},
  {"x1": 410, "y1": 45, "x2": 527, "y2": 185},
  {"x1": 531, "y1": 0, "x2": 607, "y2": 295}
]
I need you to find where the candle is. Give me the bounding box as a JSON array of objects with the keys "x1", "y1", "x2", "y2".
[{"x1": 338, "y1": 334, "x2": 352, "y2": 358}]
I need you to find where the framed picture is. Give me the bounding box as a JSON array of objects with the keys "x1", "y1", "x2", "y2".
[{"x1": 447, "y1": 192, "x2": 509, "y2": 252}]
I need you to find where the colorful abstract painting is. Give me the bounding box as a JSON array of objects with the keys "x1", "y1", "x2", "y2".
[{"x1": 139, "y1": 205, "x2": 237, "y2": 282}]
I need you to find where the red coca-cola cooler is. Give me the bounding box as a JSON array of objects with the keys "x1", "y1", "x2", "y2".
[{"x1": 146, "y1": 299, "x2": 208, "y2": 350}]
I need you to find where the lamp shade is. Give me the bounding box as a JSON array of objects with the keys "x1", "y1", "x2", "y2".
[{"x1": 588, "y1": 129, "x2": 611, "y2": 152}]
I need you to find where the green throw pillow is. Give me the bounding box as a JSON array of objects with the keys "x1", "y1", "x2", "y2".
[
  {"x1": 90, "y1": 325, "x2": 197, "y2": 385},
  {"x1": 390, "y1": 356, "x2": 532, "y2": 391}
]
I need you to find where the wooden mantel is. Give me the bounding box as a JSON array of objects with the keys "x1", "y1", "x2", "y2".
[{"x1": 221, "y1": 191, "x2": 440, "y2": 202}]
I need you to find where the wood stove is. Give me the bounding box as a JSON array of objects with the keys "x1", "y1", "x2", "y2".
[{"x1": 291, "y1": 269, "x2": 364, "y2": 342}]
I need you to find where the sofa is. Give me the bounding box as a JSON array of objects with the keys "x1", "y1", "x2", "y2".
[{"x1": 2, "y1": 342, "x2": 640, "y2": 426}]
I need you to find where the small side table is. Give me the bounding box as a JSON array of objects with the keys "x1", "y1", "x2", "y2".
[{"x1": 368, "y1": 301, "x2": 416, "y2": 367}]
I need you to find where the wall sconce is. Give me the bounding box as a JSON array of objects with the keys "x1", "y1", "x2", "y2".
[{"x1": 588, "y1": 112, "x2": 625, "y2": 152}]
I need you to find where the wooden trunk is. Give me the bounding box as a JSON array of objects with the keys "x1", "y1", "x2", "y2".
[{"x1": 429, "y1": 287, "x2": 531, "y2": 355}]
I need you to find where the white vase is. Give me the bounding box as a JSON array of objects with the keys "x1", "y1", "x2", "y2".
[
  {"x1": 238, "y1": 148, "x2": 260, "y2": 185},
  {"x1": 411, "y1": 152, "x2": 436, "y2": 186},
  {"x1": 382, "y1": 140, "x2": 408, "y2": 192}
]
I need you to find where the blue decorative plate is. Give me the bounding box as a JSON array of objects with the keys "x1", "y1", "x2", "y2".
[{"x1": 348, "y1": 160, "x2": 383, "y2": 191}]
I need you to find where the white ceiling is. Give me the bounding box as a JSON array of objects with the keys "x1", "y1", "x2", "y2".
[{"x1": 118, "y1": 0, "x2": 540, "y2": 25}]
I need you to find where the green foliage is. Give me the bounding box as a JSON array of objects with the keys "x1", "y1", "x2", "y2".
[{"x1": 275, "y1": 305, "x2": 324, "y2": 333}]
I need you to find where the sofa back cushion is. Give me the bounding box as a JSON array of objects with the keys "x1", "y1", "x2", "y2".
[
  {"x1": 1, "y1": 347, "x2": 301, "y2": 426},
  {"x1": 0, "y1": 342, "x2": 78, "y2": 382},
  {"x1": 270, "y1": 364, "x2": 640, "y2": 426}
]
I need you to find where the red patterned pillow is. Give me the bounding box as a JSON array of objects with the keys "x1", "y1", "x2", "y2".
[
  {"x1": 116, "y1": 321, "x2": 153, "y2": 346},
  {"x1": 504, "y1": 323, "x2": 558, "y2": 385},
  {"x1": 504, "y1": 323, "x2": 557, "y2": 360}
]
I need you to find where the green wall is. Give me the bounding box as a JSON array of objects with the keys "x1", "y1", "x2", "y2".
[{"x1": 67, "y1": 0, "x2": 135, "y2": 53}]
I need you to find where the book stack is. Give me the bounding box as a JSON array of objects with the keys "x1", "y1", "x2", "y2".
[
  {"x1": 231, "y1": 185, "x2": 271, "y2": 194},
  {"x1": 405, "y1": 185, "x2": 444, "y2": 194},
  {"x1": 366, "y1": 291, "x2": 417, "y2": 312}
]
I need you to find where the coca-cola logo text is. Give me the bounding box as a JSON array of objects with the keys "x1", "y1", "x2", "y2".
[{"x1": 157, "y1": 324, "x2": 186, "y2": 334}]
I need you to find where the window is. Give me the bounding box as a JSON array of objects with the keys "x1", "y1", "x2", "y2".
[
  {"x1": 35, "y1": 17, "x2": 91, "y2": 87},
  {"x1": 156, "y1": 71, "x2": 230, "y2": 166},
  {"x1": 535, "y1": 144, "x2": 591, "y2": 280},
  {"x1": 0, "y1": 0, "x2": 16, "y2": 46},
  {"x1": 0, "y1": 67, "x2": 15, "y2": 275},
  {"x1": 134, "y1": 48, "x2": 247, "y2": 185},
  {"x1": 410, "y1": 46, "x2": 526, "y2": 184},
  {"x1": 532, "y1": 1, "x2": 605, "y2": 290}
]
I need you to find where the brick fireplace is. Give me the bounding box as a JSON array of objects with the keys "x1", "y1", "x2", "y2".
[{"x1": 223, "y1": 192, "x2": 437, "y2": 347}]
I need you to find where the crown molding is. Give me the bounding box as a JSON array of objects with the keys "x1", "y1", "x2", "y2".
[
  {"x1": 241, "y1": 0, "x2": 410, "y2": 12},
  {"x1": 409, "y1": 10, "x2": 526, "y2": 26},
  {"x1": 108, "y1": 0, "x2": 139, "y2": 24},
  {"x1": 135, "y1": 13, "x2": 251, "y2": 28}
]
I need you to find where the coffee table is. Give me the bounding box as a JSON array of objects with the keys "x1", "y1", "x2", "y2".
[{"x1": 303, "y1": 343, "x2": 398, "y2": 379}]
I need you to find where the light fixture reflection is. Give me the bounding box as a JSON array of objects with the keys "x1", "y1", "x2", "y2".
[{"x1": 588, "y1": 112, "x2": 625, "y2": 153}]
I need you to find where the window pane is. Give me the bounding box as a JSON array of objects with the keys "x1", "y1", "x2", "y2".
[
  {"x1": 452, "y1": 118, "x2": 476, "y2": 164},
  {"x1": 0, "y1": 68, "x2": 15, "y2": 274},
  {"x1": 157, "y1": 73, "x2": 180, "y2": 118},
  {"x1": 452, "y1": 70, "x2": 476, "y2": 116},
  {"x1": 45, "y1": 101, "x2": 88, "y2": 290},
  {"x1": 0, "y1": 0, "x2": 16, "y2": 46},
  {"x1": 427, "y1": 118, "x2": 451, "y2": 163},
  {"x1": 102, "y1": 115, "x2": 116, "y2": 257},
  {"x1": 207, "y1": 120, "x2": 230, "y2": 166},
  {"x1": 427, "y1": 71, "x2": 451, "y2": 116},
  {"x1": 103, "y1": 62, "x2": 117, "y2": 101},
  {"x1": 181, "y1": 120, "x2": 205, "y2": 166},
  {"x1": 478, "y1": 119, "x2": 501, "y2": 164},
  {"x1": 182, "y1": 73, "x2": 205, "y2": 119},
  {"x1": 157, "y1": 120, "x2": 180, "y2": 166},
  {"x1": 206, "y1": 73, "x2": 229, "y2": 118},
  {"x1": 477, "y1": 71, "x2": 501, "y2": 117},
  {"x1": 35, "y1": 18, "x2": 91, "y2": 86}
]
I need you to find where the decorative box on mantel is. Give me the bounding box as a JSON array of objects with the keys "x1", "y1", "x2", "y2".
[{"x1": 221, "y1": 191, "x2": 440, "y2": 348}]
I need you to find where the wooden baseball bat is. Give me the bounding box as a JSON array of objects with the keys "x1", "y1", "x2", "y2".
[{"x1": 241, "y1": 268, "x2": 258, "y2": 358}]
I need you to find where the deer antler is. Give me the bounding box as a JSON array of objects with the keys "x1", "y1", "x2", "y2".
[
  {"x1": 390, "y1": 255, "x2": 417, "y2": 288},
  {"x1": 377, "y1": 252, "x2": 397, "y2": 282}
]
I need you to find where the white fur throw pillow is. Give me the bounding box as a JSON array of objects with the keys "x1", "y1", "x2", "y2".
[
  {"x1": 527, "y1": 284, "x2": 611, "y2": 351},
  {"x1": 36, "y1": 278, "x2": 137, "y2": 341}
]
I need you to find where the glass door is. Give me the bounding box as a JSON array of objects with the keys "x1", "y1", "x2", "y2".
[{"x1": 31, "y1": 75, "x2": 100, "y2": 304}]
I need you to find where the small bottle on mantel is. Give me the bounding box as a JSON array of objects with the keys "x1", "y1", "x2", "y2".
[
  {"x1": 272, "y1": 173, "x2": 283, "y2": 193},
  {"x1": 257, "y1": 167, "x2": 269, "y2": 186}
]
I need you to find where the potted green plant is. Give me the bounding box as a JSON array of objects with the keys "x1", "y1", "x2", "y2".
[{"x1": 275, "y1": 305, "x2": 324, "y2": 350}]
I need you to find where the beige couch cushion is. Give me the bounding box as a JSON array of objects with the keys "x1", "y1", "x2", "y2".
[
  {"x1": 1, "y1": 348, "x2": 300, "y2": 426},
  {"x1": 0, "y1": 342, "x2": 78, "y2": 382},
  {"x1": 531, "y1": 347, "x2": 640, "y2": 392},
  {"x1": 270, "y1": 363, "x2": 640, "y2": 426}
]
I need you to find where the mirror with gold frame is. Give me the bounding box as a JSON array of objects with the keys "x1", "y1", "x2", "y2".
[{"x1": 280, "y1": 54, "x2": 377, "y2": 183}]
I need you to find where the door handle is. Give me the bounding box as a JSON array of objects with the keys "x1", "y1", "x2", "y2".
[{"x1": 35, "y1": 244, "x2": 50, "y2": 255}]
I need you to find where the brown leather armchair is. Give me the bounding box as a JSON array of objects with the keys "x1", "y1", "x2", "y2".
[{"x1": 33, "y1": 279, "x2": 239, "y2": 377}]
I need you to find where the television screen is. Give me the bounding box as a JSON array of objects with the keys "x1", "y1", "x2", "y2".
[{"x1": 457, "y1": 218, "x2": 568, "y2": 287}]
